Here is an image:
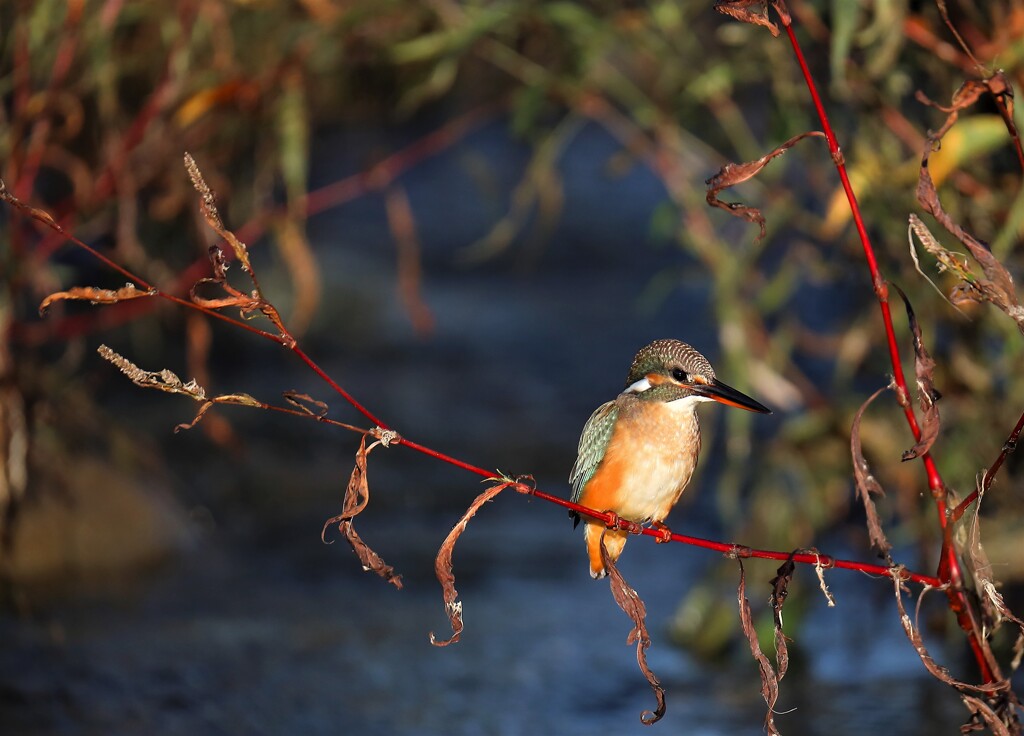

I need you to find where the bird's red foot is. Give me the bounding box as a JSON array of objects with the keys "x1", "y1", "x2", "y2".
[
  {"x1": 650, "y1": 520, "x2": 673, "y2": 543},
  {"x1": 603, "y1": 512, "x2": 642, "y2": 535}
]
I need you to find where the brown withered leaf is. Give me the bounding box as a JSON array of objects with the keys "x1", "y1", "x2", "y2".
[
  {"x1": 173, "y1": 393, "x2": 263, "y2": 433},
  {"x1": 769, "y1": 556, "x2": 796, "y2": 682},
  {"x1": 959, "y1": 695, "x2": 1012, "y2": 736},
  {"x1": 917, "y1": 157, "x2": 1020, "y2": 324},
  {"x1": 185, "y1": 152, "x2": 253, "y2": 276},
  {"x1": 737, "y1": 560, "x2": 782, "y2": 736},
  {"x1": 99, "y1": 345, "x2": 267, "y2": 431},
  {"x1": 283, "y1": 390, "x2": 329, "y2": 418},
  {"x1": 891, "y1": 285, "x2": 941, "y2": 462},
  {"x1": 850, "y1": 387, "x2": 894, "y2": 561},
  {"x1": 916, "y1": 78, "x2": 1024, "y2": 333},
  {"x1": 98, "y1": 345, "x2": 207, "y2": 400},
  {"x1": 601, "y1": 533, "x2": 666, "y2": 725},
  {"x1": 889, "y1": 571, "x2": 1008, "y2": 697},
  {"x1": 958, "y1": 486, "x2": 1024, "y2": 662},
  {"x1": 706, "y1": 131, "x2": 826, "y2": 241},
  {"x1": 322, "y1": 435, "x2": 403, "y2": 589},
  {"x1": 429, "y1": 479, "x2": 514, "y2": 646},
  {"x1": 40, "y1": 283, "x2": 156, "y2": 315},
  {"x1": 714, "y1": 0, "x2": 779, "y2": 36}
]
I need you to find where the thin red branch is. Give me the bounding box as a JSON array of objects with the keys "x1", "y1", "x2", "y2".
[
  {"x1": 780, "y1": 16, "x2": 995, "y2": 685},
  {"x1": 951, "y1": 407, "x2": 1024, "y2": 524}
]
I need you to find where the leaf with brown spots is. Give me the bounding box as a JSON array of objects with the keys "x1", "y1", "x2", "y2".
[
  {"x1": 850, "y1": 387, "x2": 894, "y2": 561},
  {"x1": 601, "y1": 533, "x2": 666, "y2": 725},
  {"x1": 322, "y1": 435, "x2": 403, "y2": 589},
  {"x1": 429, "y1": 479, "x2": 514, "y2": 646},
  {"x1": 39, "y1": 283, "x2": 156, "y2": 315},
  {"x1": 737, "y1": 560, "x2": 782, "y2": 736},
  {"x1": 706, "y1": 132, "x2": 825, "y2": 241},
  {"x1": 891, "y1": 285, "x2": 941, "y2": 462}
]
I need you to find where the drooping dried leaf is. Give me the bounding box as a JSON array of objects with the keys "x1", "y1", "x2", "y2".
[
  {"x1": 601, "y1": 533, "x2": 666, "y2": 725},
  {"x1": 809, "y1": 550, "x2": 837, "y2": 607},
  {"x1": 184, "y1": 154, "x2": 292, "y2": 343},
  {"x1": 850, "y1": 387, "x2": 894, "y2": 560},
  {"x1": 960, "y1": 695, "x2": 1012, "y2": 736},
  {"x1": 889, "y1": 571, "x2": 1007, "y2": 697},
  {"x1": 39, "y1": 283, "x2": 156, "y2": 314},
  {"x1": 891, "y1": 285, "x2": 941, "y2": 462},
  {"x1": 769, "y1": 556, "x2": 796, "y2": 682},
  {"x1": 283, "y1": 391, "x2": 329, "y2": 418},
  {"x1": 916, "y1": 80, "x2": 1024, "y2": 333},
  {"x1": 429, "y1": 480, "x2": 513, "y2": 646},
  {"x1": 737, "y1": 560, "x2": 782, "y2": 736},
  {"x1": 706, "y1": 131, "x2": 825, "y2": 241},
  {"x1": 714, "y1": 0, "x2": 779, "y2": 36},
  {"x1": 956, "y1": 484, "x2": 1024, "y2": 658},
  {"x1": 173, "y1": 393, "x2": 263, "y2": 433},
  {"x1": 907, "y1": 214, "x2": 972, "y2": 314},
  {"x1": 322, "y1": 435, "x2": 403, "y2": 589}
]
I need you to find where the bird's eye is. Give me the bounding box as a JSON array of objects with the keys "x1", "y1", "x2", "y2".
[{"x1": 671, "y1": 368, "x2": 688, "y2": 382}]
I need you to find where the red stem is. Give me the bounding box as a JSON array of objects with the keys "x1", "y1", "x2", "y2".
[{"x1": 782, "y1": 19, "x2": 996, "y2": 684}]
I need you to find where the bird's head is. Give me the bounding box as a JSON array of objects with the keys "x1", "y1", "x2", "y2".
[{"x1": 624, "y1": 339, "x2": 771, "y2": 414}]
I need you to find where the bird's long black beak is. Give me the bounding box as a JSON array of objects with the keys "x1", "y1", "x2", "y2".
[{"x1": 694, "y1": 378, "x2": 772, "y2": 414}]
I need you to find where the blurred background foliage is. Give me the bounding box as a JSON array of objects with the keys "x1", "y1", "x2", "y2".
[{"x1": 3, "y1": 0, "x2": 1024, "y2": 662}]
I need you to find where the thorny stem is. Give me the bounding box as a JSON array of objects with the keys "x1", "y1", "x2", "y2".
[{"x1": 781, "y1": 17, "x2": 997, "y2": 684}]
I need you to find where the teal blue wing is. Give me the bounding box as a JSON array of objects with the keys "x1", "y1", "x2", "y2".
[{"x1": 569, "y1": 401, "x2": 619, "y2": 504}]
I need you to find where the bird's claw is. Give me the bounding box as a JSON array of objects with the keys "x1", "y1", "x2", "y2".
[
  {"x1": 650, "y1": 521, "x2": 673, "y2": 543},
  {"x1": 603, "y1": 512, "x2": 642, "y2": 535}
]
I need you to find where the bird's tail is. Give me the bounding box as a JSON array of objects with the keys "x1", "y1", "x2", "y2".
[{"x1": 584, "y1": 521, "x2": 627, "y2": 579}]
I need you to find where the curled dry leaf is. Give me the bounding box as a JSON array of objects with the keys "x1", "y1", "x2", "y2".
[
  {"x1": 850, "y1": 387, "x2": 894, "y2": 560},
  {"x1": 714, "y1": 0, "x2": 779, "y2": 36},
  {"x1": 40, "y1": 283, "x2": 156, "y2": 315},
  {"x1": 184, "y1": 154, "x2": 292, "y2": 342},
  {"x1": 889, "y1": 571, "x2": 1008, "y2": 698},
  {"x1": 769, "y1": 556, "x2": 796, "y2": 682},
  {"x1": 891, "y1": 285, "x2": 941, "y2": 462},
  {"x1": 283, "y1": 390, "x2": 329, "y2": 418},
  {"x1": 958, "y1": 486, "x2": 1024, "y2": 662},
  {"x1": 173, "y1": 394, "x2": 263, "y2": 433},
  {"x1": 737, "y1": 560, "x2": 783, "y2": 736},
  {"x1": 959, "y1": 695, "x2": 1012, "y2": 736},
  {"x1": 907, "y1": 214, "x2": 971, "y2": 315},
  {"x1": 600, "y1": 533, "x2": 666, "y2": 725},
  {"x1": 429, "y1": 480, "x2": 514, "y2": 646},
  {"x1": 706, "y1": 131, "x2": 826, "y2": 241},
  {"x1": 916, "y1": 79, "x2": 1024, "y2": 333},
  {"x1": 322, "y1": 434, "x2": 403, "y2": 589}
]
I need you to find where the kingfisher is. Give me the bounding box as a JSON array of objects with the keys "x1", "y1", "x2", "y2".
[{"x1": 570, "y1": 339, "x2": 771, "y2": 578}]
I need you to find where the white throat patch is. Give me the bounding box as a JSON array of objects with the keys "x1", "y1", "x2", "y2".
[
  {"x1": 665, "y1": 394, "x2": 712, "y2": 412},
  {"x1": 625, "y1": 377, "x2": 651, "y2": 394}
]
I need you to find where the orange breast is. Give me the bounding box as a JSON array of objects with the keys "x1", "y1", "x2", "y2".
[{"x1": 578, "y1": 399, "x2": 701, "y2": 524}]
